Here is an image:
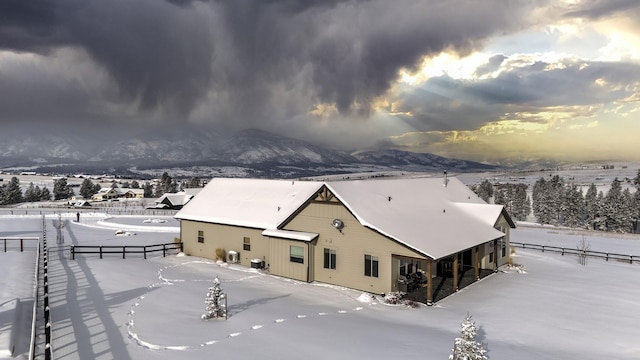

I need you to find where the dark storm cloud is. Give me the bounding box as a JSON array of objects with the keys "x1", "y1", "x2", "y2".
[
  {"x1": 0, "y1": 0, "x2": 542, "y2": 133},
  {"x1": 395, "y1": 58, "x2": 640, "y2": 131},
  {"x1": 563, "y1": 0, "x2": 640, "y2": 20}
]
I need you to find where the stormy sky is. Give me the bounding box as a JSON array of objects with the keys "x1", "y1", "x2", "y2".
[{"x1": 1, "y1": 0, "x2": 640, "y2": 162}]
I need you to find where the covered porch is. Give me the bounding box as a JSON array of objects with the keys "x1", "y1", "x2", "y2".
[
  {"x1": 404, "y1": 266, "x2": 494, "y2": 303},
  {"x1": 394, "y1": 241, "x2": 499, "y2": 304}
]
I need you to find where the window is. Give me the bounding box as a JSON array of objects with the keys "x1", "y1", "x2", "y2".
[
  {"x1": 243, "y1": 237, "x2": 251, "y2": 251},
  {"x1": 290, "y1": 245, "x2": 304, "y2": 264},
  {"x1": 501, "y1": 238, "x2": 506, "y2": 257},
  {"x1": 324, "y1": 248, "x2": 336, "y2": 270},
  {"x1": 364, "y1": 254, "x2": 379, "y2": 277},
  {"x1": 197, "y1": 230, "x2": 204, "y2": 243},
  {"x1": 489, "y1": 251, "x2": 494, "y2": 263}
]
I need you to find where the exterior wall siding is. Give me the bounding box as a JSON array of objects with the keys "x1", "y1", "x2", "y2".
[
  {"x1": 267, "y1": 239, "x2": 309, "y2": 282},
  {"x1": 284, "y1": 202, "x2": 423, "y2": 294},
  {"x1": 180, "y1": 220, "x2": 266, "y2": 267}
]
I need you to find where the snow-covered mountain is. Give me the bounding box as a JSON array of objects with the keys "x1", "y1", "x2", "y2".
[
  {"x1": 0, "y1": 127, "x2": 501, "y2": 174},
  {"x1": 352, "y1": 149, "x2": 497, "y2": 171},
  {"x1": 216, "y1": 129, "x2": 356, "y2": 165},
  {"x1": 90, "y1": 130, "x2": 221, "y2": 162}
]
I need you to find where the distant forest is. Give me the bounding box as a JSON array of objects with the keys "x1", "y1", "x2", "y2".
[{"x1": 471, "y1": 170, "x2": 640, "y2": 233}]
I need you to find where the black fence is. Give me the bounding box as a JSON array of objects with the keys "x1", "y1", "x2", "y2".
[
  {"x1": 1, "y1": 237, "x2": 39, "y2": 252},
  {"x1": 510, "y1": 241, "x2": 637, "y2": 264},
  {"x1": 70, "y1": 242, "x2": 183, "y2": 260}
]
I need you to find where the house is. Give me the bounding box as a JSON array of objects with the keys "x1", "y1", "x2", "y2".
[
  {"x1": 92, "y1": 188, "x2": 144, "y2": 201},
  {"x1": 93, "y1": 188, "x2": 120, "y2": 201},
  {"x1": 151, "y1": 189, "x2": 201, "y2": 210},
  {"x1": 175, "y1": 177, "x2": 515, "y2": 304},
  {"x1": 73, "y1": 200, "x2": 92, "y2": 208}
]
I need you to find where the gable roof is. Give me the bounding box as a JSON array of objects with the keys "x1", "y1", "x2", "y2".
[
  {"x1": 175, "y1": 177, "x2": 514, "y2": 260},
  {"x1": 325, "y1": 177, "x2": 510, "y2": 259},
  {"x1": 175, "y1": 178, "x2": 323, "y2": 229}
]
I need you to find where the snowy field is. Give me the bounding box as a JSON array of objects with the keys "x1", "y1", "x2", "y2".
[{"x1": 1, "y1": 213, "x2": 640, "y2": 359}]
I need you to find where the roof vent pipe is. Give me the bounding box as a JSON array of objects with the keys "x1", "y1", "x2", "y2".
[{"x1": 443, "y1": 170, "x2": 448, "y2": 187}]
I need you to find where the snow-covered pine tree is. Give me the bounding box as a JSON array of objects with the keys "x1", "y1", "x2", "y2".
[
  {"x1": 584, "y1": 183, "x2": 599, "y2": 229},
  {"x1": 449, "y1": 313, "x2": 487, "y2": 360},
  {"x1": 475, "y1": 180, "x2": 493, "y2": 203},
  {"x1": 201, "y1": 276, "x2": 227, "y2": 320}
]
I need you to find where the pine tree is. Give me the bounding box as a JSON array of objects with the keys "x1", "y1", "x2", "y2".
[
  {"x1": 475, "y1": 180, "x2": 493, "y2": 203},
  {"x1": 3, "y1": 177, "x2": 23, "y2": 204},
  {"x1": 80, "y1": 178, "x2": 98, "y2": 199},
  {"x1": 143, "y1": 182, "x2": 154, "y2": 198},
  {"x1": 53, "y1": 178, "x2": 74, "y2": 200},
  {"x1": 24, "y1": 182, "x2": 37, "y2": 202},
  {"x1": 40, "y1": 187, "x2": 52, "y2": 201},
  {"x1": 604, "y1": 178, "x2": 626, "y2": 232},
  {"x1": 154, "y1": 172, "x2": 177, "y2": 197},
  {"x1": 561, "y1": 183, "x2": 584, "y2": 228},
  {"x1": 131, "y1": 180, "x2": 140, "y2": 189},
  {"x1": 532, "y1": 177, "x2": 552, "y2": 224},
  {"x1": 449, "y1": 313, "x2": 487, "y2": 360},
  {"x1": 201, "y1": 276, "x2": 226, "y2": 320},
  {"x1": 584, "y1": 184, "x2": 598, "y2": 229}
]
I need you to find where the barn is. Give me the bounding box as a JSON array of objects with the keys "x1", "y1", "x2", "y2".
[{"x1": 175, "y1": 176, "x2": 515, "y2": 303}]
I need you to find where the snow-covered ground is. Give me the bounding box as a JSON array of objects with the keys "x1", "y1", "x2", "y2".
[{"x1": 1, "y1": 214, "x2": 640, "y2": 359}]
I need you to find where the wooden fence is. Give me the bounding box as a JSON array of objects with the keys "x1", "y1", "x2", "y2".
[
  {"x1": 1, "y1": 237, "x2": 39, "y2": 252},
  {"x1": 510, "y1": 241, "x2": 637, "y2": 264},
  {"x1": 70, "y1": 242, "x2": 183, "y2": 260}
]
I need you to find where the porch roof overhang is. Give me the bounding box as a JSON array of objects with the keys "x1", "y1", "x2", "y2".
[{"x1": 262, "y1": 229, "x2": 319, "y2": 242}]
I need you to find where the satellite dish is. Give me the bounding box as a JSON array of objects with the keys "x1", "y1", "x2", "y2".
[{"x1": 331, "y1": 219, "x2": 344, "y2": 230}]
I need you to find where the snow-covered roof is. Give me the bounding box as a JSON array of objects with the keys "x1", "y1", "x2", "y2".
[
  {"x1": 325, "y1": 177, "x2": 509, "y2": 259},
  {"x1": 175, "y1": 178, "x2": 323, "y2": 229},
  {"x1": 262, "y1": 229, "x2": 319, "y2": 242},
  {"x1": 156, "y1": 190, "x2": 200, "y2": 207},
  {"x1": 176, "y1": 177, "x2": 512, "y2": 259}
]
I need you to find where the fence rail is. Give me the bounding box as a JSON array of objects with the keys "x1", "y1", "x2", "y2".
[
  {"x1": 510, "y1": 241, "x2": 636, "y2": 264},
  {"x1": 70, "y1": 242, "x2": 183, "y2": 260},
  {"x1": 1, "y1": 237, "x2": 39, "y2": 252}
]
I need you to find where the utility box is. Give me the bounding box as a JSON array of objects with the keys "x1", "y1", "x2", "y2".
[{"x1": 250, "y1": 258, "x2": 265, "y2": 269}]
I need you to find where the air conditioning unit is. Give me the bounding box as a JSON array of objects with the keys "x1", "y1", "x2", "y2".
[{"x1": 227, "y1": 250, "x2": 239, "y2": 264}]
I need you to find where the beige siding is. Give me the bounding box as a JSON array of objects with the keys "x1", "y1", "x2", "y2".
[
  {"x1": 268, "y1": 239, "x2": 309, "y2": 282},
  {"x1": 180, "y1": 220, "x2": 267, "y2": 267},
  {"x1": 284, "y1": 202, "x2": 423, "y2": 294}
]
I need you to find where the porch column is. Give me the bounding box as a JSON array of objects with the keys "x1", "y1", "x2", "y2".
[
  {"x1": 452, "y1": 253, "x2": 459, "y2": 292},
  {"x1": 493, "y1": 239, "x2": 499, "y2": 272},
  {"x1": 426, "y1": 259, "x2": 433, "y2": 305},
  {"x1": 474, "y1": 246, "x2": 479, "y2": 280}
]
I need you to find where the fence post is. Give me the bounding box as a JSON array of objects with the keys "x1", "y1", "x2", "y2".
[
  {"x1": 163, "y1": 244, "x2": 166, "y2": 257},
  {"x1": 123, "y1": 246, "x2": 126, "y2": 259},
  {"x1": 561, "y1": 248, "x2": 565, "y2": 256},
  {"x1": 180, "y1": 242, "x2": 183, "y2": 253},
  {"x1": 21, "y1": 238, "x2": 24, "y2": 252},
  {"x1": 606, "y1": 253, "x2": 609, "y2": 261},
  {"x1": 100, "y1": 246, "x2": 103, "y2": 259},
  {"x1": 542, "y1": 245, "x2": 545, "y2": 252},
  {"x1": 631, "y1": 255, "x2": 634, "y2": 264},
  {"x1": 144, "y1": 246, "x2": 147, "y2": 260},
  {"x1": 71, "y1": 246, "x2": 75, "y2": 260},
  {"x1": 3, "y1": 239, "x2": 5, "y2": 252}
]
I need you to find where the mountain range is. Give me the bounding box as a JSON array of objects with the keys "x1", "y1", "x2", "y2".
[{"x1": 0, "y1": 128, "x2": 499, "y2": 176}]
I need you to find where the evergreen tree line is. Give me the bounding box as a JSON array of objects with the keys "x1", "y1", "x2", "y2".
[
  {"x1": 0, "y1": 172, "x2": 205, "y2": 205},
  {"x1": 473, "y1": 169, "x2": 640, "y2": 233}
]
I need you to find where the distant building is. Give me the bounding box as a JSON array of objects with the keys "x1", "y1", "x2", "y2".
[
  {"x1": 151, "y1": 189, "x2": 201, "y2": 210},
  {"x1": 176, "y1": 177, "x2": 515, "y2": 304},
  {"x1": 92, "y1": 188, "x2": 144, "y2": 201}
]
